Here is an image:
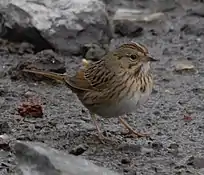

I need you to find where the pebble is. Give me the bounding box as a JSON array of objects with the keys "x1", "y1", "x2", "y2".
[{"x1": 69, "y1": 144, "x2": 88, "y2": 156}]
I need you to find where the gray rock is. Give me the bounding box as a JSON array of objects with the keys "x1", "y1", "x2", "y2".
[
  {"x1": 9, "y1": 49, "x2": 66, "y2": 81},
  {"x1": 14, "y1": 141, "x2": 121, "y2": 175},
  {"x1": 187, "y1": 7, "x2": 204, "y2": 17},
  {"x1": 0, "y1": 39, "x2": 34, "y2": 55},
  {"x1": 153, "y1": 0, "x2": 178, "y2": 12},
  {"x1": 0, "y1": 121, "x2": 10, "y2": 134},
  {"x1": 114, "y1": 20, "x2": 143, "y2": 37},
  {"x1": 82, "y1": 43, "x2": 108, "y2": 60},
  {"x1": 0, "y1": 138, "x2": 10, "y2": 152},
  {"x1": 0, "y1": 13, "x2": 7, "y2": 37},
  {"x1": 112, "y1": 8, "x2": 165, "y2": 37},
  {"x1": 151, "y1": 141, "x2": 163, "y2": 150},
  {"x1": 187, "y1": 156, "x2": 204, "y2": 169},
  {"x1": 103, "y1": 0, "x2": 178, "y2": 13},
  {"x1": 69, "y1": 144, "x2": 88, "y2": 156},
  {"x1": 113, "y1": 8, "x2": 165, "y2": 22},
  {"x1": 172, "y1": 59, "x2": 197, "y2": 75},
  {"x1": 180, "y1": 24, "x2": 204, "y2": 36},
  {"x1": 0, "y1": 0, "x2": 113, "y2": 55},
  {"x1": 0, "y1": 3, "x2": 52, "y2": 52}
]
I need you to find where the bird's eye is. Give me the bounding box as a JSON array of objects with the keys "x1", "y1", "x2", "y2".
[{"x1": 130, "y1": 54, "x2": 137, "y2": 60}]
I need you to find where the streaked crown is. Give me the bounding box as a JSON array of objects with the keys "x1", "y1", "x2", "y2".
[{"x1": 119, "y1": 42, "x2": 149, "y2": 55}]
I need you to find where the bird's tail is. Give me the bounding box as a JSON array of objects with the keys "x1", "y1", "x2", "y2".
[{"x1": 22, "y1": 69, "x2": 67, "y2": 82}]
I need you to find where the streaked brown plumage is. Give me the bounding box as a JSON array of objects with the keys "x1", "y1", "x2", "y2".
[{"x1": 22, "y1": 42, "x2": 157, "y2": 143}]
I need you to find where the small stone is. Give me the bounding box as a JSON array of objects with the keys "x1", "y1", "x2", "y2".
[
  {"x1": 174, "y1": 165, "x2": 186, "y2": 169},
  {"x1": 187, "y1": 156, "x2": 204, "y2": 169},
  {"x1": 153, "y1": 111, "x2": 161, "y2": 116},
  {"x1": 162, "y1": 48, "x2": 171, "y2": 55},
  {"x1": 187, "y1": 7, "x2": 204, "y2": 18},
  {"x1": 167, "y1": 143, "x2": 180, "y2": 156},
  {"x1": 141, "y1": 147, "x2": 154, "y2": 155},
  {"x1": 69, "y1": 144, "x2": 88, "y2": 156},
  {"x1": 149, "y1": 29, "x2": 158, "y2": 36},
  {"x1": 151, "y1": 142, "x2": 163, "y2": 150},
  {"x1": 18, "y1": 42, "x2": 34, "y2": 54},
  {"x1": 81, "y1": 43, "x2": 107, "y2": 61},
  {"x1": 0, "y1": 136, "x2": 10, "y2": 151},
  {"x1": 175, "y1": 62, "x2": 194, "y2": 70},
  {"x1": 168, "y1": 143, "x2": 179, "y2": 149},
  {"x1": 0, "y1": 143, "x2": 10, "y2": 151},
  {"x1": 0, "y1": 39, "x2": 34, "y2": 55},
  {"x1": 180, "y1": 24, "x2": 204, "y2": 36},
  {"x1": 173, "y1": 59, "x2": 197, "y2": 74},
  {"x1": 0, "y1": 121, "x2": 10, "y2": 135},
  {"x1": 192, "y1": 88, "x2": 204, "y2": 94},
  {"x1": 114, "y1": 20, "x2": 143, "y2": 37},
  {"x1": 118, "y1": 143, "x2": 141, "y2": 153},
  {"x1": 24, "y1": 91, "x2": 36, "y2": 98},
  {"x1": 180, "y1": 46, "x2": 184, "y2": 50},
  {"x1": 113, "y1": 8, "x2": 165, "y2": 22},
  {"x1": 121, "y1": 158, "x2": 130, "y2": 164}
]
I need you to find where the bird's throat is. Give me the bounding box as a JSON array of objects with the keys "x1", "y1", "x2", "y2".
[{"x1": 134, "y1": 63, "x2": 150, "y2": 77}]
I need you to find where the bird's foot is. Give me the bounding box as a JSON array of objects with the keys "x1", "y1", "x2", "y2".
[
  {"x1": 92, "y1": 132, "x2": 114, "y2": 144},
  {"x1": 119, "y1": 117, "x2": 150, "y2": 138}
]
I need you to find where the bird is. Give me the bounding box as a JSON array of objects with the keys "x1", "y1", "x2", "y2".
[{"x1": 22, "y1": 42, "x2": 157, "y2": 143}]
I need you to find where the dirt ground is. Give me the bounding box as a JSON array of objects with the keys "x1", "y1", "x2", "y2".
[{"x1": 1, "y1": 1, "x2": 204, "y2": 175}]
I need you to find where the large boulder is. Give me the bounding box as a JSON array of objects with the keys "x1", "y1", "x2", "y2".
[
  {"x1": 0, "y1": 0, "x2": 113, "y2": 55},
  {"x1": 14, "y1": 141, "x2": 121, "y2": 175}
]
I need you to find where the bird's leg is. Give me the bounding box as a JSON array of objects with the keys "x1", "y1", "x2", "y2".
[
  {"x1": 90, "y1": 113, "x2": 111, "y2": 143},
  {"x1": 90, "y1": 113, "x2": 103, "y2": 136},
  {"x1": 119, "y1": 116, "x2": 148, "y2": 137}
]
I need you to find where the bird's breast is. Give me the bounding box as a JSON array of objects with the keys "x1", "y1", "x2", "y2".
[
  {"x1": 82, "y1": 75, "x2": 153, "y2": 118},
  {"x1": 91, "y1": 91, "x2": 144, "y2": 118}
]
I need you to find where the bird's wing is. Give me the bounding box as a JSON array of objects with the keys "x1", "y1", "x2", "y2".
[
  {"x1": 65, "y1": 60, "x2": 114, "y2": 92},
  {"x1": 65, "y1": 70, "x2": 95, "y2": 91}
]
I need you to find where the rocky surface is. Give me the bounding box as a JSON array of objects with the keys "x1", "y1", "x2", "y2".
[
  {"x1": 1, "y1": 0, "x2": 204, "y2": 175},
  {"x1": 0, "y1": 0, "x2": 113, "y2": 55}
]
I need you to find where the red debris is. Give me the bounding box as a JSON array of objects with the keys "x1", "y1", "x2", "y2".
[
  {"x1": 183, "y1": 115, "x2": 192, "y2": 122},
  {"x1": 17, "y1": 96, "x2": 43, "y2": 118}
]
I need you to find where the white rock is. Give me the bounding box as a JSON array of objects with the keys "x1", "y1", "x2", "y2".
[
  {"x1": 0, "y1": 0, "x2": 113, "y2": 55},
  {"x1": 14, "y1": 141, "x2": 121, "y2": 175},
  {"x1": 113, "y1": 8, "x2": 165, "y2": 22}
]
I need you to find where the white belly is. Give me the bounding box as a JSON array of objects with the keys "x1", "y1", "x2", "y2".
[{"x1": 94, "y1": 90, "x2": 151, "y2": 118}]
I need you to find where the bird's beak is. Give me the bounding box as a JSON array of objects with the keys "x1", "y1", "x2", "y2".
[{"x1": 145, "y1": 55, "x2": 158, "y2": 62}]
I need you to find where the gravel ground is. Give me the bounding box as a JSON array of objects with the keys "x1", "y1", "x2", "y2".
[{"x1": 1, "y1": 1, "x2": 204, "y2": 175}]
